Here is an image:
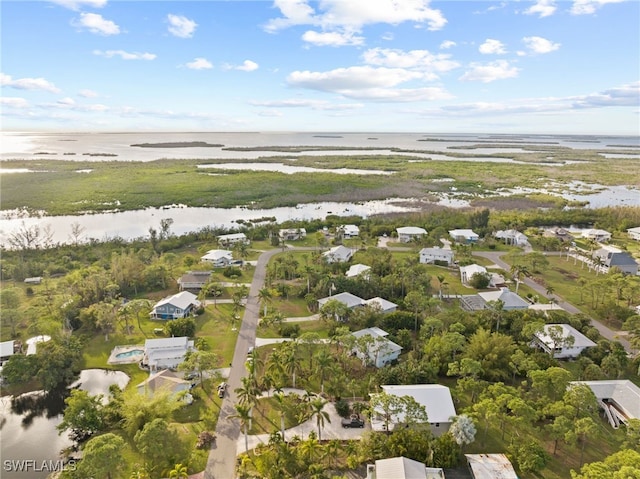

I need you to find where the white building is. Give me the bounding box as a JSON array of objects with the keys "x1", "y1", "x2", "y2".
[
  {"x1": 478, "y1": 287, "x2": 530, "y2": 310},
  {"x1": 346, "y1": 264, "x2": 371, "y2": 279},
  {"x1": 200, "y1": 249, "x2": 233, "y2": 267},
  {"x1": 371, "y1": 384, "x2": 456, "y2": 436},
  {"x1": 419, "y1": 247, "x2": 454, "y2": 265},
  {"x1": 279, "y1": 228, "x2": 306, "y2": 241},
  {"x1": 323, "y1": 245, "x2": 354, "y2": 263},
  {"x1": 570, "y1": 380, "x2": 640, "y2": 427},
  {"x1": 449, "y1": 229, "x2": 479, "y2": 244},
  {"x1": 533, "y1": 324, "x2": 596, "y2": 359},
  {"x1": 352, "y1": 327, "x2": 402, "y2": 368},
  {"x1": 396, "y1": 226, "x2": 427, "y2": 243},
  {"x1": 627, "y1": 226, "x2": 640, "y2": 241},
  {"x1": 143, "y1": 336, "x2": 194, "y2": 371},
  {"x1": 26, "y1": 335, "x2": 51, "y2": 355},
  {"x1": 0, "y1": 340, "x2": 16, "y2": 365},
  {"x1": 495, "y1": 229, "x2": 529, "y2": 246},
  {"x1": 367, "y1": 457, "x2": 444, "y2": 479},
  {"x1": 217, "y1": 232, "x2": 249, "y2": 247},
  {"x1": 364, "y1": 297, "x2": 398, "y2": 314},
  {"x1": 581, "y1": 228, "x2": 612, "y2": 243},
  {"x1": 340, "y1": 224, "x2": 360, "y2": 238},
  {"x1": 459, "y1": 264, "x2": 488, "y2": 285}
]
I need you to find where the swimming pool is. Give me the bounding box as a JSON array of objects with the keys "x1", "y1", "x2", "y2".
[{"x1": 115, "y1": 349, "x2": 144, "y2": 359}]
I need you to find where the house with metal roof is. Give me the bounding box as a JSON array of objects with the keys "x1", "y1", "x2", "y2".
[
  {"x1": 593, "y1": 245, "x2": 639, "y2": 275},
  {"x1": 279, "y1": 228, "x2": 306, "y2": 241},
  {"x1": 581, "y1": 228, "x2": 611, "y2": 243},
  {"x1": 478, "y1": 288, "x2": 530, "y2": 310},
  {"x1": 364, "y1": 297, "x2": 398, "y2": 314},
  {"x1": 419, "y1": 247, "x2": 454, "y2": 265},
  {"x1": 396, "y1": 226, "x2": 427, "y2": 243},
  {"x1": 346, "y1": 263, "x2": 371, "y2": 279},
  {"x1": 317, "y1": 292, "x2": 365, "y2": 310},
  {"x1": 323, "y1": 245, "x2": 355, "y2": 263},
  {"x1": 494, "y1": 229, "x2": 529, "y2": 247},
  {"x1": 178, "y1": 271, "x2": 212, "y2": 290},
  {"x1": 217, "y1": 232, "x2": 249, "y2": 247},
  {"x1": 136, "y1": 369, "x2": 191, "y2": 397},
  {"x1": 352, "y1": 327, "x2": 402, "y2": 368},
  {"x1": 449, "y1": 229, "x2": 479, "y2": 244},
  {"x1": 465, "y1": 454, "x2": 518, "y2": 479},
  {"x1": 366, "y1": 457, "x2": 445, "y2": 479},
  {"x1": 150, "y1": 291, "x2": 200, "y2": 320},
  {"x1": 570, "y1": 380, "x2": 640, "y2": 428},
  {"x1": 201, "y1": 249, "x2": 234, "y2": 267},
  {"x1": 627, "y1": 226, "x2": 640, "y2": 241},
  {"x1": 533, "y1": 324, "x2": 596, "y2": 359},
  {"x1": 143, "y1": 336, "x2": 194, "y2": 371},
  {"x1": 340, "y1": 224, "x2": 360, "y2": 238}
]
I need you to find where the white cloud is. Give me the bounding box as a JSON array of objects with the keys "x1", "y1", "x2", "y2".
[
  {"x1": 0, "y1": 73, "x2": 61, "y2": 93},
  {"x1": 479, "y1": 39, "x2": 507, "y2": 54},
  {"x1": 250, "y1": 98, "x2": 364, "y2": 110},
  {"x1": 571, "y1": 81, "x2": 639, "y2": 108},
  {"x1": 571, "y1": 0, "x2": 625, "y2": 15},
  {"x1": 440, "y1": 40, "x2": 456, "y2": 49},
  {"x1": 186, "y1": 58, "x2": 213, "y2": 70},
  {"x1": 382, "y1": 32, "x2": 394, "y2": 41},
  {"x1": 57, "y1": 97, "x2": 76, "y2": 106},
  {"x1": 1, "y1": 97, "x2": 30, "y2": 108},
  {"x1": 224, "y1": 60, "x2": 259, "y2": 72},
  {"x1": 93, "y1": 50, "x2": 156, "y2": 60},
  {"x1": 459, "y1": 60, "x2": 520, "y2": 83},
  {"x1": 167, "y1": 14, "x2": 197, "y2": 38},
  {"x1": 79, "y1": 89, "x2": 98, "y2": 98},
  {"x1": 73, "y1": 13, "x2": 120, "y2": 35},
  {"x1": 265, "y1": 0, "x2": 446, "y2": 33},
  {"x1": 362, "y1": 48, "x2": 459, "y2": 73},
  {"x1": 524, "y1": 0, "x2": 557, "y2": 17},
  {"x1": 258, "y1": 110, "x2": 284, "y2": 117},
  {"x1": 287, "y1": 66, "x2": 453, "y2": 101},
  {"x1": 49, "y1": 0, "x2": 107, "y2": 11},
  {"x1": 523, "y1": 36, "x2": 560, "y2": 54},
  {"x1": 302, "y1": 30, "x2": 365, "y2": 46}
]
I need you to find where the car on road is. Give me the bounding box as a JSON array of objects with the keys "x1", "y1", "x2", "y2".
[
  {"x1": 341, "y1": 415, "x2": 365, "y2": 428},
  {"x1": 217, "y1": 382, "x2": 227, "y2": 398}
]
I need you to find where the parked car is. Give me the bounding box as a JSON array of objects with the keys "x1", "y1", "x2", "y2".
[
  {"x1": 217, "y1": 382, "x2": 227, "y2": 398},
  {"x1": 341, "y1": 414, "x2": 365, "y2": 428}
]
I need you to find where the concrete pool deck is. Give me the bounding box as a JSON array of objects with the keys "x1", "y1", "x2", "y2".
[{"x1": 107, "y1": 344, "x2": 144, "y2": 365}]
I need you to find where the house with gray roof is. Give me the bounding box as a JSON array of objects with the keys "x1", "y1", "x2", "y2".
[
  {"x1": 317, "y1": 292, "x2": 365, "y2": 310},
  {"x1": 570, "y1": 380, "x2": 640, "y2": 427},
  {"x1": 178, "y1": 271, "x2": 212, "y2": 290},
  {"x1": 478, "y1": 288, "x2": 530, "y2": 310},
  {"x1": 449, "y1": 229, "x2": 479, "y2": 244},
  {"x1": 366, "y1": 457, "x2": 445, "y2": 479},
  {"x1": 346, "y1": 263, "x2": 371, "y2": 279},
  {"x1": 494, "y1": 229, "x2": 529, "y2": 247},
  {"x1": 593, "y1": 245, "x2": 639, "y2": 275},
  {"x1": 533, "y1": 324, "x2": 596, "y2": 359},
  {"x1": 352, "y1": 327, "x2": 402, "y2": 368},
  {"x1": 364, "y1": 297, "x2": 398, "y2": 314},
  {"x1": 150, "y1": 291, "x2": 200, "y2": 320},
  {"x1": 465, "y1": 454, "x2": 517, "y2": 479},
  {"x1": 323, "y1": 245, "x2": 355, "y2": 263}
]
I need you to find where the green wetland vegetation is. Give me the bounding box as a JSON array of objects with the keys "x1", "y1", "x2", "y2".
[{"x1": 1, "y1": 145, "x2": 638, "y2": 215}]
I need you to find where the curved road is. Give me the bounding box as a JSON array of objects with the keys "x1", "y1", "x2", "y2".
[
  {"x1": 473, "y1": 251, "x2": 633, "y2": 354},
  {"x1": 204, "y1": 248, "x2": 280, "y2": 479}
]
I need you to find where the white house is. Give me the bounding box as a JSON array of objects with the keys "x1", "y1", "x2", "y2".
[
  {"x1": 570, "y1": 380, "x2": 640, "y2": 427},
  {"x1": 0, "y1": 340, "x2": 16, "y2": 366},
  {"x1": 364, "y1": 297, "x2": 398, "y2": 314},
  {"x1": 366, "y1": 457, "x2": 444, "y2": 479},
  {"x1": 201, "y1": 249, "x2": 234, "y2": 267},
  {"x1": 449, "y1": 229, "x2": 479, "y2": 244},
  {"x1": 627, "y1": 226, "x2": 640, "y2": 241},
  {"x1": 419, "y1": 247, "x2": 454, "y2": 265},
  {"x1": 317, "y1": 292, "x2": 365, "y2": 310},
  {"x1": 396, "y1": 226, "x2": 427, "y2": 243},
  {"x1": 279, "y1": 228, "x2": 306, "y2": 241},
  {"x1": 136, "y1": 369, "x2": 191, "y2": 398},
  {"x1": 478, "y1": 287, "x2": 530, "y2": 310},
  {"x1": 459, "y1": 264, "x2": 488, "y2": 285},
  {"x1": 346, "y1": 263, "x2": 371, "y2": 279},
  {"x1": 340, "y1": 224, "x2": 360, "y2": 238},
  {"x1": 143, "y1": 336, "x2": 194, "y2": 371},
  {"x1": 581, "y1": 228, "x2": 612, "y2": 242},
  {"x1": 150, "y1": 291, "x2": 200, "y2": 320},
  {"x1": 495, "y1": 229, "x2": 529, "y2": 247},
  {"x1": 352, "y1": 327, "x2": 402, "y2": 368},
  {"x1": 371, "y1": 384, "x2": 456, "y2": 436},
  {"x1": 323, "y1": 245, "x2": 355, "y2": 263},
  {"x1": 465, "y1": 454, "x2": 518, "y2": 479},
  {"x1": 25, "y1": 335, "x2": 51, "y2": 355},
  {"x1": 217, "y1": 232, "x2": 249, "y2": 247},
  {"x1": 533, "y1": 324, "x2": 596, "y2": 359},
  {"x1": 178, "y1": 271, "x2": 212, "y2": 290}
]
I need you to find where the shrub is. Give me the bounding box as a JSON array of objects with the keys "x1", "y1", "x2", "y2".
[
  {"x1": 279, "y1": 323, "x2": 300, "y2": 338},
  {"x1": 196, "y1": 431, "x2": 216, "y2": 449},
  {"x1": 222, "y1": 267, "x2": 242, "y2": 279},
  {"x1": 334, "y1": 398, "x2": 350, "y2": 418}
]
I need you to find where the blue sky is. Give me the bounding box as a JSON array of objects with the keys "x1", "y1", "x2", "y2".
[{"x1": 1, "y1": 0, "x2": 638, "y2": 134}]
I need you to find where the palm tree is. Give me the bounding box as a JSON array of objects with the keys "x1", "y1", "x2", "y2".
[
  {"x1": 168, "y1": 464, "x2": 188, "y2": 479},
  {"x1": 314, "y1": 348, "x2": 333, "y2": 394},
  {"x1": 258, "y1": 287, "x2": 274, "y2": 317},
  {"x1": 282, "y1": 341, "x2": 301, "y2": 388},
  {"x1": 231, "y1": 403, "x2": 252, "y2": 453},
  {"x1": 309, "y1": 397, "x2": 330, "y2": 441}
]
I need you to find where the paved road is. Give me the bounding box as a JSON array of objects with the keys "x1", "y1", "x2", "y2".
[
  {"x1": 204, "y1": 248, "x2": 281, "y2": 479},
  {"x1": 472, "y1": 251, "x2": 634, "y2": 354}
]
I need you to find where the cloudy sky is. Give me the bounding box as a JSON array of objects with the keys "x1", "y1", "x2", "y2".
[{"x1": 1, "y1": 0, "x2": 638, "y2": 134}]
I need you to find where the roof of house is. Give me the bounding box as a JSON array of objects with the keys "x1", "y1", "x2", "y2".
[
  {"x1": 374, "y1": 457, "x2": 444, "y2": 479},
  {"x1": 420, "y1": 247, "x2": 453, "y2": 256},
  {"x1": 178, "y1": 271, "x2": 212, "y2": 283},
  {"x1": 380, "y1": 384, "x2": 456, "y2": 424},
  {"x1": 323, "y1": 245, "x2": 354, "y2": 261},
  {"x1": 581, "y1": 228, "x2": 611, "y2": 238},
  {"x1": 201, "y1": 249, "x2": 233, "y2": 261},
  {"x1": 397, "y1": 226, "x2": 427, "y2": 235},
  {"x1": 136, "y1": 369, "x2": 190, "y2": 394},
  {"x1": 346, "y1": 263, "x2": 371, "y2": 277},
  {"x1": 465, "y1": 454, "x2": 518, "y2": 479},
  {"x1": 449, "y1": 229, "x2": 479, "y2": 238},
  {"x1": 478, "y1": 288, "x2": 529, "y2": 309},
  {"x1": 352, "y1": 327, "x2": 389, "y2": 339},
  {"x1": 627, "y1": 226, "x2": 640, "y2": 234},
  {"x1": 145, "y1": 336, "x2": 190, "y2": 350},
  {"x1": 154, "y1": 291, "x2": 198, "y2": 310},
  {"x1": 25, "y1": 335, "x2": 51, "y2": 355},
  {"x1": 570, "y1": 380, "x2": 640, "y2": 419},
  {"x1": 365, "y1": 297, "x2": 398, "y2": 311},
  {"x1": 341, "y1": 224, "x2": 360, "y2": 234},
  {"x1": 0, "y1": 340, "x2": 15, "y2": 357},
  {"x1": 495, "y1": 229, "x2": 528, "y2": 240},
  {"x1": 536, "y1": 324, "x2": 597, "y2": 349},
  {"x1": 460, "y1": 264, "x2": 487, "y2": 276},
  {"x1": 609, "y1": 252, "x2": 639, "y2": 267},
  {"x1": 218, "y1": 232, "x2": 247, "y2": 240},
  {"x1": 279, "y1": 227, "x2": 306, "y2": 234},
  {"x1": 318, "y1": 292, "x2": 365, "y2": 309}
]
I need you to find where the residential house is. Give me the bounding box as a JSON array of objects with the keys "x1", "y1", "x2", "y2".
[
  {"x1": 465, "y1": 454, "x2": 518, "y2": 479},
  {"x1": 570, "y1": 380, "x2": 640, "y2": 427},
  {"x1": 627, "y1": 226, "x2": 640, "y2": 241},
  {"x1": 136, "y1": 369, "x2": 191, "y2": 397},
  {"x1": 419, "y1": 247, "x2": 454, "y2": 266},
  {"x1": 25, "y1": 335, "x2": 50, "y2": 355},
  {"x1": 279, "y1": 228, "x2": 306, "y2": 241},
  {"x1": 346, "y1": 264, "x2": 371, "y2": 279},
  {"x1": 217, "y1": 232, "x2": 249, "y2": 247},
  {"x1": 477, "y1": 287, "x2": 529, "y2": 310},
  {"x1": 323, "y1": 245, "x2": 355, "y2": 263},
  {"x1": 533, "y1": 324, "x2": 596, "y2": 359},
  {"x1": 543, "y1": 227, "x2": 572, "y2": 243},
  {"x1": 143, "y1": 336, "x2": 194, "y2": 371},
  {"x1": 396, "y1": 226, "x2": 427, "y2": 243},
  {"x1": 494, "y1": 229, "x2": 529, "y2": 247},
  {"x1": 364, "y1": 297, "x2": 398, "y2": 314},
  {"x1": 24, "y1": 277, "x2": 42, "y2": 285},
  {"x1": 371, "y1": 384, "x2": 456, "y2": 436},
  {"x1": 366, "y1": 457, "x2": 445, "y2": 479},
  {"x1": 150, "y1": 291, "x2": 200, "y2": 320},
  {"x1": 581, "y1": 228, "x2": 612, "y2": 243},
  {"x1": 317, "y1": 292, "x2": 365, "y2": 310},
  {"x1": 352, "y1": 327, "x2": 402, "y2": 368},
  {"x1": 177, "y1": 271, "x2": 212, "y2": 290},
  {"x1": 459, "y1": 264, "x2": 488, "y2": 285},
  {"x1": 593, "y1": 245, "x2": 639, "y2": 275},
  {"x1": 0, "y1": 340, "x2": 16, "y2": 366},
  {"x1": 449, "y1": 229, "x2": 479, "y2": 244},
  {"x1": 201, "y1": 249, "x2": 234, "y2": 267},
  {"x1": 340, "y1": 224, "x2": 360, "y2": 238}
]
